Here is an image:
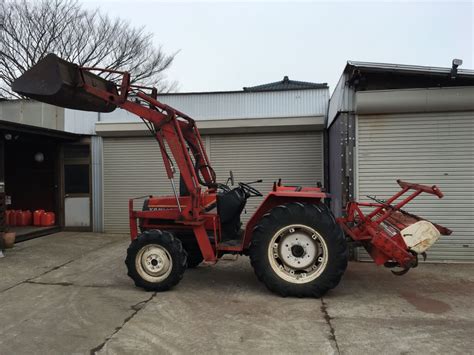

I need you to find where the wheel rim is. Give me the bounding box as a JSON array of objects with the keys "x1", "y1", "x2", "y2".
[
  {"x1": 135, "y1": 244, "x2": 173, "y2": 283},
  {"x1": 268, "y1": 224, "x2": 329, "y2": 284}
]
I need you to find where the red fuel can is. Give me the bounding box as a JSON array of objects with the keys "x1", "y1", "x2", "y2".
[
  {"x1": 20, "y1": 210, "x2": 33, "y2": 226},
  {"x1": 41, "y1": 212, "x2": 55, "y2": 226},
  {"x1": 5, "y1": 210, "x2": 13, "y2": 226},
  {"x1": 33, "y1": 210, "x2": 45, "y2": 226},
  {"x1": 13, "y1": 210, "x2": 24, "y2": 226},
  {"x1": 9, "y1": 210, "x2": 16, "y2": 226}
]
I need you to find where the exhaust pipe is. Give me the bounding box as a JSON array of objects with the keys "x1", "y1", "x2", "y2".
[{"x1": 12, "y1": 54, "x2": 118, "y2": 112}]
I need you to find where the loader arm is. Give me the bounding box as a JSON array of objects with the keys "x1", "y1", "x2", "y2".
[
  {"x1": 82, "y1": 69, "x2": 218, "y2": 222},
  {"x1": 12, "y1": 54, "x2": 216, "y2": 222}
]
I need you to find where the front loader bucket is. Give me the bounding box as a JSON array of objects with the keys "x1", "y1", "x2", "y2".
[{"x1": 12, "y1": 54, "x2": 117, "y2": 112}]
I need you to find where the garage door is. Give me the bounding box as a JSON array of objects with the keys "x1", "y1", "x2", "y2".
[
  {"x1": 103, "y1": 131, "x2": 323, "y2": 232},
  {"x1": 103, "y1": 137, "x2": 172, "y2": 233},
  {"x1": 210, "y1": 131, "x2": 324, "y2": 222},
  {"x1": 357, "y1": 112, "x2": 474, "y2": 261}
]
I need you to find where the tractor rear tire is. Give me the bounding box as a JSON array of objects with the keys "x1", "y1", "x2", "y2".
[
  {"x1": 125, "y1": 230, "x2": 187, "y2": 292},
  {"x1": 249, "y1": 202, "x2": 347, "y2": 298}
]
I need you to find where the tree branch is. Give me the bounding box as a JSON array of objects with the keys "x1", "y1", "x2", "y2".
[{"x1": 0, "y1": 0, "x2": 177, "y2": 99}]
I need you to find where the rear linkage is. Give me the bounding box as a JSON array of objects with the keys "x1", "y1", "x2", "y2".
[{"x1": 338, "y1": 180, "x2": 452, "y2": 275}]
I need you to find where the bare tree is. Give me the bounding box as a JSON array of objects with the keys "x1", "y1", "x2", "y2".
[{"x1": 0, "y1": 0, "x2": 177, "y2": 99}]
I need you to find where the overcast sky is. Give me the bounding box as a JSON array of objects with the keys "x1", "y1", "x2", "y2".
[{"x1": 82, "y1": 0, "x2": 473, "y2": 93}]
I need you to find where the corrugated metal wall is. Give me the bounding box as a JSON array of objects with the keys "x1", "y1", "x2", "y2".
[
  {"x1": 99, "y1": 89, "x2": 329, "y2": 123},
  {"x1": 91, "y1": 136, "x2": 103, "y2": 232},
  {"x1": 103, "y1": 131, "x2": 323, "y2": 232},
  {"x1": 328, "y1": 113, "x2": 351, "y2": 218},
  {"x1": 357, "y1": 112, "x2": 474, "y2": 261},
  {"x1": 156, "y1": 90, "x2": 329, "y2": 120},
  {"x1": 327, "y1": 73, "x2": 354, "y2": 127},
  {"x1": 64, "y1": 109, "x2": 99, "y2": 135}
]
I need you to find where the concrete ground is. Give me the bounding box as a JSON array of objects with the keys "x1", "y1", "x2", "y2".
[{"x1": 0, "y1": 232, "x2": 473, "y2": 355}]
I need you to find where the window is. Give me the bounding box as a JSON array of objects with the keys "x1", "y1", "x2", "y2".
[{"x1": 65, "y1": 164, "x2": 89, "y2": 194}]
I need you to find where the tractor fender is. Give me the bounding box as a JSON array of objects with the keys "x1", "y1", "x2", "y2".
[{"x1": 242, "y1": 189, "x2": 330, "y2": 250}]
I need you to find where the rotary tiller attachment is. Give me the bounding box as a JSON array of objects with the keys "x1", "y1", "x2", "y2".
[
  {"x1": 11, "y1": 53, "x2": 118, "y2": 112},
  {"x1": 338, "y1": 180, "x2": 452, "y2": 275}
]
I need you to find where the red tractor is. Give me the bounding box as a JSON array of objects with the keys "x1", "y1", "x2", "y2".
[{"x1": 12, "y1": 54, "x2": 452, "y2": 297}]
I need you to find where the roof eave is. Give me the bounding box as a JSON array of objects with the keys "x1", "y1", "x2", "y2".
[{"x1": 345, "y1": 60, "x2": 474, "y2": 77}]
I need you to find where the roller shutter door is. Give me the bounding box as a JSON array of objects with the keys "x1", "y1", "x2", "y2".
[
  {"x1": 103, "y1": 137, "x2": 172, "y2": 233},
  {"x1": 103, "y1": 131, "x2": 324, "y2": 232},
  {"x1": 210, "y1": 131, "x2": 324, "y2": 222},
  {"x1": 357, "y1": 112, "x2": 474, "y2": 261}
]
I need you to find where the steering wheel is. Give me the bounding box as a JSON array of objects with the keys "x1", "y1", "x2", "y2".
[{"x1": 238, "y1": 182, "x2": 262, "y2": 197}]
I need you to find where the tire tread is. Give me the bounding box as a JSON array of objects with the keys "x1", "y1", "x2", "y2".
[
  {"x1": 125, "y1": 230, "x2": 187, "y2": 292},
  {"x1": 249, "y1": 202, "x2": 348, "y2": 298}
]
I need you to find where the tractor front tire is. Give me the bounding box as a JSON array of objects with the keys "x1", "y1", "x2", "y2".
[
  {"x1": 249, "y1": 202, "x2": 347, "y2": 298},
  {"x1": 125, "y1": 230, "x2": 187, "y2": 292}
]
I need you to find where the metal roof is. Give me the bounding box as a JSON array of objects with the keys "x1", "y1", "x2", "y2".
[
  {"x1": 327, "y1": 60, "x2": 474, "y2": 128},
  {"x1": 346, "y1": 60, "x2": 474, "y2": 77},
  {"x1": 243, "y1": 76, "x2": 327, "y2": 92},
  {"x1": 143, "y1": 78, "x2": 327, "y2": 96}
]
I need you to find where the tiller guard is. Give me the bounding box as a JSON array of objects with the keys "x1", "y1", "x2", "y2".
[{"x1": 338, "y1": 180, "x2": 452, "y2": 275}]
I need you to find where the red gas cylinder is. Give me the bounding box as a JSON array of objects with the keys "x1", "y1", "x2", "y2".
[
  {"x1": 20, "y1": 210, "x2": 33, "y2": 226},
  {"x1": 14, "y1": 210, "x2": 24, "y2": 226},
  {"x1": 5, "y1": 210, "x2": 13, "y2": 226},
  {"x1": 10, "y1": 210, "x2": 17, "y2": 226},
  {"x1": 33, "y1": 210, "x2": 45, "y2": 226},
  {"x1": 41, "y1": 212, "x2": 55, "y2": 227}
]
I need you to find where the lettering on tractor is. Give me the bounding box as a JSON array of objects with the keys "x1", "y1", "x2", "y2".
[{"x1": 12, "y1": 54, "x2": 452, "y2": 297}]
